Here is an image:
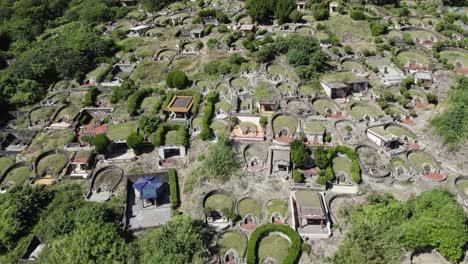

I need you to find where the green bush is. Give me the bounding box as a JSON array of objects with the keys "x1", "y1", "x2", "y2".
[
  {"x1": 259, "y1": 116, "x2": 268, "y2": 128},
  {"x1": 126, "y1": 132, "x2": 144, "y2": 155},
  {"x1": 168, "y1": 169, "x2": 180, "y2": 209},
  {"x1": 292, "y1": 170, "x2": 305, "y2": 183},
  {"x1": 92, "y1": 134, "x2": 109, "y2": 155},
  {"x1": 199, "y1": 91, "x2": 217, "y2": 141},
  {"x1": 350, "y1": 9, "x2": 366, "y2": 20},
  {"x1": 246, "y1": 224, "x2": 302, "y2": 264},
  {"x1": 151, "y1": 124, "x2": 188, "y2": 147},
  {"x1": 127, "y1": 87, "x2": 152, "y2": 115},
  {"x1": 166, "y1": 70, "x2": 189, "y2": 89},
  {"x1": 83, "y1": 87, "x2": 99, "y2": 107}
]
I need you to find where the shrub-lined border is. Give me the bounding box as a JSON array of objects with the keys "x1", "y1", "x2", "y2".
[
  {"x1": 246, "y1": 224, "x2": 302, "y2": 264},
  {"x1": 168, "y1": 169, "x2": 180, "y2": 209}
]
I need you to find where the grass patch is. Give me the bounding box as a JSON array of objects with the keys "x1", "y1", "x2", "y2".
[
  {"x1": 349, "y1": 102, "x2": 383, "y2": 120},
  {"x1": 266, "y1": 199, "x2": 287, "y2": 217},
  {"x1": 439, "y1": 51, "x2": 468, "y2": 67},
  {"x1": 390, "y1": 157, "x2": 410, "y2": 171},
  {"x1": 386, "y1": 125, "x2": 416, "y2": 139},
  {"x1": 258, "y1": 234, "x2": 291, "y2": 264},
  {"x1": 408, "y1": 151, "x2": 439, "y2": 171},
  {"x1": 0, "y1": 157, "x2": 15, "y2": 176},
  {"x1": 273, "y1": 115, "x2": 297, "y2": 135},
  {"x1": 333, "y1": 156, "x2": 352, "y2": 175},
  {"x1": 37, "y1": 154, "x2": 68, "y2": 175},
  {"x1": 217, "y1": 231, "x2": 248, "y2": 257},
  {"x1": 457, "y1": 180, "x2": 468, "y2": 195},
  {"x1": 237, "y1": 198, "x2": 261, "y2": 218},
  {"x1": 254, "y1": 86, "x2": 273, "y2": 100},
  {"x1": 131, "y1": 58, "x2": 168, "y2": 87},
  {"x1": 165, "y1": 130, "x2": 179, "y2": 145},
  {"x1": 107, "y1": 121, "x2": 138, "y2": 141},
  {"x1": 27, "y1": 130, "x2": 75, "y2": 157},
  {"x1": 2, "y1": 166, "x2": 30, "y2": 185},
  {"x1": 141, "y1": 97, "x2": 160, "y2": 113},
  {"x1": 304, "y1": 122, "x2": 325, "y2": 134},
  {"x1": 278, "y1": 83, "x2": 295, "y2": 94},
  {"x1": 210, "y1": 121, "x2": 227, "y2": 134},
  {"x1": 396, "y1": 51, "x2": 430, "y2": 66},
  {"x1": 215, "y1": 101, "x2": 231, "y2": 112},
  {"x1": 231, "y1": 78, "x2": 248, "y2": 89},
  {"x1": 313, "y1": 99, "x2": 338, "y2": 114},
  {"x1": 317, "y1": 16, "x2": 372, "y2": 40},
  {"x1": 204, "y1": 194, "x2": 233, "y2": 211},
  {"x1": 322, "y1": 71, "x2": 364, "y2": 83},
  {"x1": 30, "y1": 107, "x2": 55, "y2": 122}
]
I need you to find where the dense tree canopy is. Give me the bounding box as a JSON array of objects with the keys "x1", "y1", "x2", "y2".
[
  {"x1": 246, "y1": 0, "x2": 296, "y2": 24},
  {"x1": 139, "y1": 215, "x2": 214, "y2": 264},
  {"x1": 201, "y1": 134, "x2": 239, "y2": 181},
  {"x1": 431, "y1": 76, "x2": 468, "y2": 150},
  {"x1": 333, "y1": 190, "x2": 468, "y2": 264}
]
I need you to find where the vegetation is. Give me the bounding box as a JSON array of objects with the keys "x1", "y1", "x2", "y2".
[
  {"x1": 246, "y1": 0, "x2": 296, "y2": 24},
  {"x1": 138, "y1": 114, "x2": 160, "y2": 136},
  {"x1": 126, "y1": 132, "x2": 144, "y2": 155},
  {"x1": 431, "y1": 77, "x2": 468, "y2": 151},
  {"x1": 166, "y1": 70, "x2": 189, "y2": 89},
  {"x1": 199, "y1": 92, "x2": 217, "y2": 140},
  {"x1": 314, "y1": 145, "x2": 361, "y2": 183},
  {"x1": 139, "y1": 215, "x2": 214, "y2": 263},
  {"x1": 200, "y1": 134, "x2": 239, "y2": 181},
  {"x1": 92, "y1": 134, "x2": 109, "y2": 155},
  {"x1": 290, "y1": 140, "x2": 310, "y2": 168},
  {"x1": 256, "y1": 35, "x2": 329, "y2": 80},
  {"x1": 83, "y1": 87, "x2": 99, "y2": 107},
  {"x1": 152, "y1": 124, "x2": 188, "y2": 147},
  {"x1": 333, "y1": 190, "x2": 468, "y2": 263},
  {"x1": 246, "y1": 224, "x2": 302, "y2": 264},
  {"x1": 168, "y1": 169, "x2": 179, "y2": 209},
  {"x1": 128, "y1": 87, "x2": 153, "y2": 115}
]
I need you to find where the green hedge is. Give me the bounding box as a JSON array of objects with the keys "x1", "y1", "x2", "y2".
[
  {"x1": 199, "y1": 91, "x2": 217, "y2": 140},
  {"x1": 96, "y1": 64, "x2": 113, "y2": 83},
  {"x1": 168, "y1": 169, "x2": 179, "y2": 209},
  {"x1": 246, "y1": 224, "x2": 302, "y2": 264},
  {"x1": 328, "y1": 146, "x2": 361, "y2": 184},
  {"x1": 152, "y1": 123, "x2": 188, "y2": 147},
  {"x1": 83, "y1": 87, "x2": 98, "y2": 107},
  {"x1": 127, "y1": 87, "x2": 152, "y2": 115},
  {"x1": 162, "y1": 89, "x2": 202, "y2": 115}
]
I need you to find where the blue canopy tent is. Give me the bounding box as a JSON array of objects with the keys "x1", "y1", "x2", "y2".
[{"x1": 132, "y1": 177, "x2": 163, "y2": 205}]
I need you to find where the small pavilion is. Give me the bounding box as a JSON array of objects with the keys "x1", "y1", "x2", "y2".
[
  {"x1": 165, "y1": 95, "x2": 194, "y2": 120},
  {"x1": 133, "y1": 177, "x2": 164, "y2": 207}
]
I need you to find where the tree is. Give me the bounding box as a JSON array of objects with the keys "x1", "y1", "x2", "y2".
[
  {"x1": 290, "y1": 140, "x2": 309, "y2": 168},
  {"x1": 312, "y1": 7, "x2": 329, "y2": 21},
  {"x1": 325, "y1": 167, "x2": 334, "y2": 182},
  {"x1": 289, "y1": 10, "x2": 303, "y2": 23},
  {"x1": 201, "y1": 134, "x2": 239, "y2": 181},
  {"x1": 139, "y1": 215, "x2": 214, "y2": 263},
  {"x1": 127, "y1": 132, "x2": 144, "y2": 155},
  {"x1": 139, "y1": 115, "x2": 160, "y2": 135},
  {"x1": 274, "y1": 0, "x2": 296, "y2": 25},
  {"x1": 166, "y1": 70, "x2": 189, "y2": 89},
  {"x1": 0, "y1": 186, "x2": 52, "y2": 253},
  {"x1": 313, "y1": 146, "x2": 328, "y2": 169},
  {"x1": 92, "y1": 134, "x2": 109, "y2": 155}
]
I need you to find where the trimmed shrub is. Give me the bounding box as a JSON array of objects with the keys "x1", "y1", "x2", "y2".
[
  {"x1": 293, "y1": 170, "x2": 305, "y2": 183},
  {"x1": 259, "y1": 117, "x2": 268, "y2": 128},
  {"x1": 246, "y1": 224, "x2": 302, "y2": 264},
  {"x1": 350, "y1": 9, "x2": 366, "y2": 20},
  {"x1": 92, "y1": 134, "x2": 109, "y2": 155},
  {"x1": 166, "y1": 70, "x2": 189, "y2": 89},
  {"x1": 151, "y1": 124, "x2": 188, "y2": 147},
  {"x1": 127, "y1": 87, "x2": 153, "y2": 115},
  {"x1": 200, "y1": 91, "x2": 217, "y2": 140},
  {"x1": 126, "y1": 132, "x2": 144, "y2": 155},
  {"x1": 168, "y1": 169, "x2": 180, "y2": 209},
  {"x1": 83, "y1": 87, "x2": 98, "y2": 107}
]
